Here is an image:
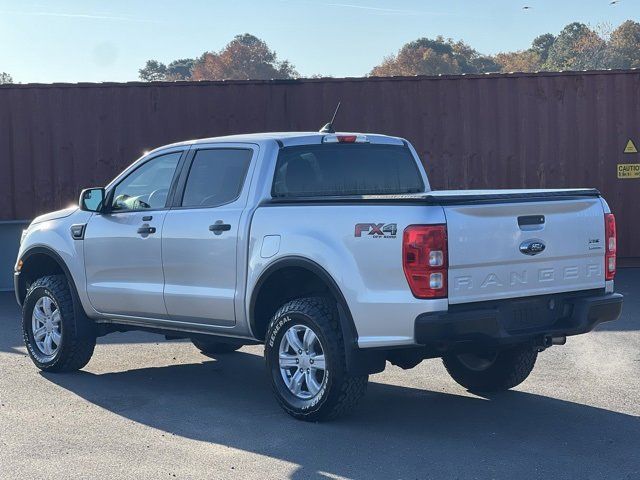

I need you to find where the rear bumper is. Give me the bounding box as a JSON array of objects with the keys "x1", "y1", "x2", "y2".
[{"x1": 415, "y1": 291, "x2": 623, "y2": 347}]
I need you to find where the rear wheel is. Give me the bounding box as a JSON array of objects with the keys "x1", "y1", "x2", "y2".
[
  {"x1": 22, "y1": 275, "x2": 96, "y2": 372},
  {"x1": 191, "y1": 338, "x2": 242, "y2": 355},
  {"x1": 442, "y1": 343, "x2": 537, "y2": 392},
  {"x1": 265, "y1": 297, "x2": 368, "y2": 421}
]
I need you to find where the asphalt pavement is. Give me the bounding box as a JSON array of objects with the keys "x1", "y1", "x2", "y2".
[{"x1": 1, "y1": 271, "x2": 639, "y2": 479}]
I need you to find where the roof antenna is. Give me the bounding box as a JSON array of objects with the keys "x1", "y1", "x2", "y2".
[{"x1": 319, "y1": 102, "x2": 341, "y2": 133}]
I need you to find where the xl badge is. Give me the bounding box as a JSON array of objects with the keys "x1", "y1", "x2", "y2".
[{"x1": 519, "y1": 239, "x2": 546, "y2": 256}]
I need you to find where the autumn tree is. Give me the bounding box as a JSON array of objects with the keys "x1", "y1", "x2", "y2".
[
  {"x1": 0, "y1": 72, "x2": 13, "y2": 84},
  {"x1": 190, "y1": 34, "x2": 297, "y2": 80},
  {"x1": 370, "y1": 36, "x2": 499, "y2": 76},
  {"x1": 494, "y1": 50, "x2": 541, "y2": 72},
  {"x1": 608, "y1": 20, "x2": 640, "y2": 68},
  {"x1": 371, "y1": 46, "x2": 459, "y2": 77},
  {"x1": 570, "y1": 28, "x2": 609, "y2": 70}
]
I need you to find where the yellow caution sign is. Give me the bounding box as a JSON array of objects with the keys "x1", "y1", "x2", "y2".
[
  {"x1": 624, "y1": 139, "x2": 638, "y2": 154},
  {"x1": 618, "y1": 163, "x2": 640, "y2": 178}
]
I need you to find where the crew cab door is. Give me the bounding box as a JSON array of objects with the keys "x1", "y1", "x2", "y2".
[
  {"x1": 84, "y1": 150, "x2": 184, "y2": 318},
  {"x1": 161, "y1": 145, "x2": 256, "y2": 326}
]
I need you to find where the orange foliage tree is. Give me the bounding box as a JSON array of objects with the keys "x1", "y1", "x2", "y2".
[{"x1": 190, "y1": 34, "x2": 297, "y2": 81}]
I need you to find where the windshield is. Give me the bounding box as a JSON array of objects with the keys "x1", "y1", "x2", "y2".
[{"x1": 272, "y1": 144, "x2": 425, "y2": 198}]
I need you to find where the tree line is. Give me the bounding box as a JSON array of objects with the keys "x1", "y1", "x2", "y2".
[
  {"x1": 1, "y1": 20, "x2": 638, "y2": 84},
  {"x1": 139, "y1": 20, "x2": 640, "y2": 81}
]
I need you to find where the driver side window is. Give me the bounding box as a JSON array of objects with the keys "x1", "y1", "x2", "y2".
[{"x1": 112, "y1": 152, "x2": 181, "y2": 211}]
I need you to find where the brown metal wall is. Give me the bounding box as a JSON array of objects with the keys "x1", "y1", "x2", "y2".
[{"x1": 0, "y1": 71, "x2": 638, "y2": 257}]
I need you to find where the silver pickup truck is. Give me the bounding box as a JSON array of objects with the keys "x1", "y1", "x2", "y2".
[{"x1": 14, "y1": 131, "x2": 623, "y2": 421}]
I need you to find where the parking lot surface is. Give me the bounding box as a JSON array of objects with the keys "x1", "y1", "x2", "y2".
[{"x1": 1, "y1": 271, "x2": 639, "y2": 480}]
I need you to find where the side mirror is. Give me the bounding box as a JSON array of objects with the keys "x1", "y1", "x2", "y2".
[{"x1": 79, "y1": 187, "x2": 106, "y2": 212}]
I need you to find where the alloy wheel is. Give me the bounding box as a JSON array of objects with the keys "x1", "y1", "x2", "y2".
[
  {"x1": 31, "y1": 295, "x2": 62, "y2": 357},
  {"x1": 278, "y1": 324, "x2": 327, "y2": 399}
]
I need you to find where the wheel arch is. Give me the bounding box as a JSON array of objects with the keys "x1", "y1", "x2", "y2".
[
  {"x1": 17, "y1": 246, "x2": 83, "y2": 314},
  {"x1": 250, "y1": 256, "x2": 386, "y2": 376},
  {"x1": 249, "y1": 256, "x2": 358, "y2": 347}
]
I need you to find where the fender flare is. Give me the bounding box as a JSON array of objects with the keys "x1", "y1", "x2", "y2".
[
  {"x1": 249, "y1": 256, "x2": 385, "y2": 375},
  {"x1": 249, "y1": 256, "x2": 358, "y2": 343},
  {"x1": 17, "y1": 246, "x2": 84, "y2": 318}
]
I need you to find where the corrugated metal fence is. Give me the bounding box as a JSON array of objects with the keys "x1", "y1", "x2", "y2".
[{"x1": 0, "y1": 70, "x2": 638, "y2": 258}]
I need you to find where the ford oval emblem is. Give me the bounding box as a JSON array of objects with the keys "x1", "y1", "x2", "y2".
[{"x1": 520, "y1": 239, "x2": 546, "y2": 256}]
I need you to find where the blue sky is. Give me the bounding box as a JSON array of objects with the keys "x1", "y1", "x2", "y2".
[{"x1": 0, "y1": 0, "x2": 637, "y2": 83}]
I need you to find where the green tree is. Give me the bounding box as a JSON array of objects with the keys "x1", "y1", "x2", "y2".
[
  {"x1": 531, "y1": 33, "x2": 555, "y2": 63},
  {"x1": 450, "y1": 39, "x2": 501, "y2": 73},
  {"x1": 469, "y1": 55, "x2": 502, "y2": 73},
  {"x1": 138, "y1": 60, "x2": 167, "y2": 81},
  {"x1": 165, "y1": 58, "x2": 195, "y2": 80},
  {"x1": 494, "y1": 22, "x2": 637, "y2": 73},
  {"x1": 0, "y1": 72, "x2": 13, "y2": 84},
  {"x1": 138, "y1": 58, "x2": 195, "y2": 81},
  {"x1": 190, "y1": 34, "x2": 297, "y2": 80},
  {"x1": 544, "y1": 22, "x2": 595, "y2": 69},
  {"x1": 370, "y1": 36, "x2": 499, "y2": 76}
]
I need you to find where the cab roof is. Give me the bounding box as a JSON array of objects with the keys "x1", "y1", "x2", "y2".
[{"x1": 151, "y1": 131, "x2": 406, "y2": 154}]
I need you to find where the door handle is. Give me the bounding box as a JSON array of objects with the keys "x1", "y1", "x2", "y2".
[
  {"x1": 209, "y1": 221, "x2": 231, "y2": 235},
  {"x1": 142, "y1": 215, "x2": 153, "y2": 221},
  {"x1": 137, "y1": 226, "x2": 157, "y2": 235}
]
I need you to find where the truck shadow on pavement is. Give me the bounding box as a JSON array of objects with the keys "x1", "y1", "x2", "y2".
[
  {"x1": 597, "y1": 268, "x2": 639, "y2": 331},
  {"x1": 44, "y1": 351, "x2": 640, "y2": 480}
]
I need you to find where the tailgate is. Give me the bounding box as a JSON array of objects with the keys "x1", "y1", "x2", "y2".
[{"x1": 442, "y1": 192, "x2": 606, "y2": 304}]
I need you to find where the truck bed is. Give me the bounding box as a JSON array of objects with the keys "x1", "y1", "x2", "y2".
[{"x1": 267, "y1": 188, "x2": 601, "y2": 205}]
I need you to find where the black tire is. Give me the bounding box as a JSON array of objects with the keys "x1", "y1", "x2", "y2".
[
  {"x1": 191, "y1": 338, "x2": 242, "y2": 355},
  {"x1": 265, "y1": 297, "x2": 368, "y2": 421},
  {"x1": 442, "y1": 343, "x2": 538, "y2": 392},
  {"x1": 22, "y1": 275, "x2": 96, "y2": 372}
]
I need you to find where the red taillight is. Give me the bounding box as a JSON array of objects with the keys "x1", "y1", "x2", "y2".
[
  {"x1": 403, "y1": 225, "x2": 448, "y2": 298},
  {"x1": 605, "y1": 213, "x2": 617, "y2": 280},
  {"x1": 337, "y1": 135, "x2": 357, "y2": 143}
]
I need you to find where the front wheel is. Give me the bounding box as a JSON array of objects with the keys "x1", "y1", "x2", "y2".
[
  {"x1": 442, "y1": 343, "x2": 537, "y2": 392},
  {"x1": 265, "y1": 297, "x2": 368, "y2": 421},
  {"x1": 22, "y1": 275, "x2": 96, "y2": 372}
]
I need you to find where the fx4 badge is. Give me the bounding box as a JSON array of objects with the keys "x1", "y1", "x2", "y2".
[{"x1": 355, "y1": 223, "x2": 397, "y2": 238}]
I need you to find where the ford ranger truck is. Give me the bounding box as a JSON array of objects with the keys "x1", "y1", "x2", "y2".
[{"x1": 14, "y1": 132, "x2": 623, "y2": 421}]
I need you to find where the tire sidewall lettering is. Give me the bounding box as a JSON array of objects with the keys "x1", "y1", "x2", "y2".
[
  {"x1": 268, "y1": 315, "x2": 291, "y2": 348},
  {"x1": 267, "y1": 311, "x2": 330, "y2": 414}
]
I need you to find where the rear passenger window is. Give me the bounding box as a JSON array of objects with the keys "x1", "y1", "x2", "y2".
[{"x1": 181, "y1": 149, "x2": 252, "y2": 207}]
